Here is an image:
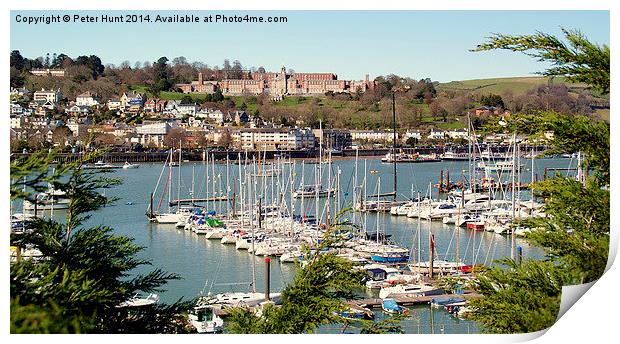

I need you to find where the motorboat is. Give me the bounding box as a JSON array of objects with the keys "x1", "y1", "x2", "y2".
[
  {"x1": 122, "y1": 161, "x2": 140, "y2": 169},
  {"x1": 419, "y1": 202, "x2": 466, "y2": 221},
  {"x1": 188, "y1": 304, "x2": 224, "y2": 333},
  {"x1": 23, "y1": 188, "x2": 70, "y2": 211},
  {"x1": 117, "y1": 293, "x2": 160, "y2": 308}
]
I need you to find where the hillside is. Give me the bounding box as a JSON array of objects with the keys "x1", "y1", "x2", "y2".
[{"x1": 437, "y1": 76, "x2": 588, "y2": 95}]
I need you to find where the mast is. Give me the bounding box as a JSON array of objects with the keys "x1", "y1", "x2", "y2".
[
  {"x1": 177, "y1": 141, "x2": 182, "y2": 209},
  {"x1": 511, "y1": 132, "x2": 516, "y2": 260},
  {"x1": 168, "y1": 149, "x2": 172, "y2": 213},
  {"x1": 376, "y1": 177, "x2": 381, "y2": 243},
  {"x1": 417, "y1": 191, "x2": 421, "y2": 270},
  {"x1": 191, "y1": 164, "x2": 195, "y2": 205},
  {"x1": 531, "y1": 147, "x2": 535, "y2": 205},
  {"x1": 392, "y1": 91, "x2": 397, "y2": 201}
]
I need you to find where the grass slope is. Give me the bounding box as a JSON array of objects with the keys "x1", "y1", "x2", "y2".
[{"x1": 437, "y1": 76, "x2": 586, "y2": 95}]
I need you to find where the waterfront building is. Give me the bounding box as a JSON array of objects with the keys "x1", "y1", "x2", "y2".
[
  {"x1": 351, "y1": 129, "x2": 397, "y2": 143},
  {"x1": 427, "y1": 128, "x2": 446, "y2": 140},
  {"x1": 446, "y1": 128, "x2": 469, "y2": 140},
  {"x1": 236, "y1": 127, "x2": 316, "y2": 150},
  {"x1": 136, "y1": 121, "x2": 173, "y2": 147},
  {"x1": 312, "y1": 128, "x2": 352, "y2": 150},
  {"x1": 403, "y1": 130, "x2": 422, "y2": 141}
]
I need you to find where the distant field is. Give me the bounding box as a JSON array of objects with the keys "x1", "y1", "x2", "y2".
[{"x1": 437, "y1": 76, "x2": 587, "y2": 95}]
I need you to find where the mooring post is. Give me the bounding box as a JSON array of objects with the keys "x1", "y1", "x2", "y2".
[{"x1": 265, "y1": 257, "x2": 271, "y2": 301}]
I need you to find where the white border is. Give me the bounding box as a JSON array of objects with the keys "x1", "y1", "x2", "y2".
[{"x1": 2, "y1": 1, "x2": 617, "y2": 343}]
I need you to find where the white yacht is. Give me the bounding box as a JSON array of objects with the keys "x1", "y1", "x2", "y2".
[
  {"x1": 122, "y1": 161, "x2": 140, "y2": 169},
  {"x1": 378, "y1": 283, "x2": 443, "y2": 299},
  {"x1": 188, "y1": 305, "x2": 224, "y2": 333}
]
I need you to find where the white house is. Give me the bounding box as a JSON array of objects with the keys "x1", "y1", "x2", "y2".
[
  {"x1": 136, "y1": 122, "x2": 173, "y2": 147},
  {"x1": 11, "y1": 87, "x2": 30, "y2": 98},
  {"x1": 208, "y1": 110, "x2": 225, "y2": 124},
  {"x1": 10, "y1": 116, "x2": 23, "y2": 129},
  {"x1": 177, "y1": 103, "x2": 199, "y2": 116},
  {"x1": 350, "y1": 130, "x2": 397, "y2": 142},
  {"x1": 76, "y1": 92, "x2": 100, "y2": 107},
  {"x1": 237, "y1": 127, "x2": 316, "y2": 150},
  {"x1": 427, "y1": 128, "x2": 446, "y2": 140},
  {"x1": 10, "y1": 103, "x2": 25, "y2": 115},
  {"x1": 33, "y1": 88, "x2": 62, "y2": 104},
  {"x1": 403, "y1": 129, "x2": 422, "y2": 141},
  {"x1": 107, "y1": 98, "x2": 121, "y2": 110},
  {"x1": 446, "y1": 128, "x2": 469, "y2": 140},
  {"x1": 66, "y1": 105, "x2": 93, "y2": 116}
]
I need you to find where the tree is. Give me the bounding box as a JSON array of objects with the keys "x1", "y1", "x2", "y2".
[
  {"x1": 180, "y1": 95, "x2": 194, "y2": 105},
  {"x1": 150, "y1": 57, "x2": 172, "y2": 95},
  {"x1": 163, "y1": 128, "x2": 186, "y2": 148},
  {"x1": 469, "y1": 259, "x2": 569, "y2": 333},
  {"x1": 480, "y1": 94, "x2": 504, "y2": 108},
  {"x1": 405, "y1": 137, "x2": 418, "y2": 147},
  {"x1": 10, "y1": 150, "x2": 192, "y2": 333},
  {"x1": 470, "y1": 28, "x2": 610, "y2": 334},
  {"x1": 212, "y1": 89, "x2": 224, "y2": 102},
  {"x1": 11, "y1": 50, "x2": 25, "y2": 71},
  {"x1": 217, "y1": 131, "x2": 233, "y2": 149},
  {"x1": 51, "y1": 125, "x2": 73, "y2": 146},
  {"x1": 473, "y1": 28, "x2": 610, "y2": 94}
]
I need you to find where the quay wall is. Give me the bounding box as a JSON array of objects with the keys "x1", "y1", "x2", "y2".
[{"x1": 10, "y1": 145, "x2": 547, "y2": 164}]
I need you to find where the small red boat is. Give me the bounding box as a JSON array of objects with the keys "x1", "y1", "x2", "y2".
[{"x1": 467, "y1": 222, "x2": 485, "y2": 231}]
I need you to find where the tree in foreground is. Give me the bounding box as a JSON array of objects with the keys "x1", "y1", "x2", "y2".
[
  {"x1": 469, "y1": 28, "x2": 610, "y2": 333},
  {"x1": 473, "y1": 27, "x2": 610, "y2": 94},
  {"x1": 10, "y1": 149, "x2": 193, "y2": 333}
]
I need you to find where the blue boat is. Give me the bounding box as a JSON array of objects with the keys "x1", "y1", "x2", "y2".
[
  {"x1": 430, "y1": 297, "x2": 466, "y2": 308},
  {"x1": 382, "y1": 298, "x2": 406, "y2": 314},
  {"x1": 370, "y1": 253, "x2": 409, "y2": 263}
]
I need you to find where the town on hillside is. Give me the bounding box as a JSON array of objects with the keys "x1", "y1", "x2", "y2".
[{"x1": 9, "y1": 51, "x2": 608, "y2": 156}]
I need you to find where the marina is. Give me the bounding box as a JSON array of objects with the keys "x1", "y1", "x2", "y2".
[{"x1": 11, "y1": 150, "x2": 582, "y2": 333}]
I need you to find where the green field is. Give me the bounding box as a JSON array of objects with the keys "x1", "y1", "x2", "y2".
[{"x1": 437, "y1": 76, "x2": 587, "y2": 95}]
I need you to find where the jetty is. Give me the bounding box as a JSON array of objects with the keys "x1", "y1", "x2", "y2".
[
  {"x1": 347, "y1": 291, "x2": 481, "y2": 309},
  {"x1": 209, "y1": 291, "x2": 481, "y2": 318},
  {"x1": 169, "y1": 196, "x2": 231, "y2": 206}
]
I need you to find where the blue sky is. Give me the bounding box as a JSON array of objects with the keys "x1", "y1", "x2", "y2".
[{"x1": 10, "y1": 10, "x2": 609, "y2": 82}]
